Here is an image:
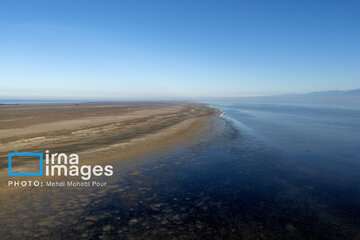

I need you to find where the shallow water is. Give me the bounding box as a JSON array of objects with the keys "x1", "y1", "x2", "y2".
[{"x1": 2, "y1": 103, "x2": 360, "y2": 239}]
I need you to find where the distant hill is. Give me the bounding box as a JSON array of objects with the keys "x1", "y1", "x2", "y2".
[
  {"x1": 307, "y1": 89, "x2": 360, "y2": 96},
  {"x1": 212, "y1": 89, "x2": 360, "y2": 108}
]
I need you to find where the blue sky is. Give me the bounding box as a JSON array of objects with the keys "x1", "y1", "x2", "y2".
[{"x1": 0, "y1": 0, "x2": 359, "y2": 100}]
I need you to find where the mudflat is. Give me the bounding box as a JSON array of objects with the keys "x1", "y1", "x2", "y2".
[{"x1": 0, "y1": 102, "x2": 219, "y2": 174}]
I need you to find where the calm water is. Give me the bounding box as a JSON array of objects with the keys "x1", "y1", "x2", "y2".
[
  {"x1": 217, "y1": 103, "x2": 360, "y2": 180},
  {"x1": 2, "y1": 103, "x2": 360, "y2": 239}
]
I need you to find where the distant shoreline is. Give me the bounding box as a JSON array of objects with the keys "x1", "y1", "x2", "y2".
[
  {"x1": 0, "y1": 100, "x2": 89, "y2": 104},
  {"x1": 0, "y1": 100, "x2": 194, "y2": 105}
]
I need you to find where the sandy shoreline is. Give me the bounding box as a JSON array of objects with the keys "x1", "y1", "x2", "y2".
[
  {"x1": 0, "y1": 102, "x2": 221, "y2": 239},
  {"x1": 0, "y1": 102, "x2": 220, "y2": 177}
]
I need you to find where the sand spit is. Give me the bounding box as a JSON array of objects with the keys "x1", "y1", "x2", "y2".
[{"x1": 0, "y1": 102, "x2": 220, "y2": 175}]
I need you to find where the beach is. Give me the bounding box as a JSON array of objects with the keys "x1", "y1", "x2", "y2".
[{"x1": 0, "y1": 102, "x2": 219, "y2": 176}]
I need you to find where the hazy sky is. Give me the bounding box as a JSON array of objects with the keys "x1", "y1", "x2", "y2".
[{"x1": 0, "y1": 0, "x2": 359, "y2": 100}]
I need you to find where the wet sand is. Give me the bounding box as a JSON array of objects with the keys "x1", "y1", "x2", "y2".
[{"x1": 0, "y1": 102, "x2": 219, "y2": 175}]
